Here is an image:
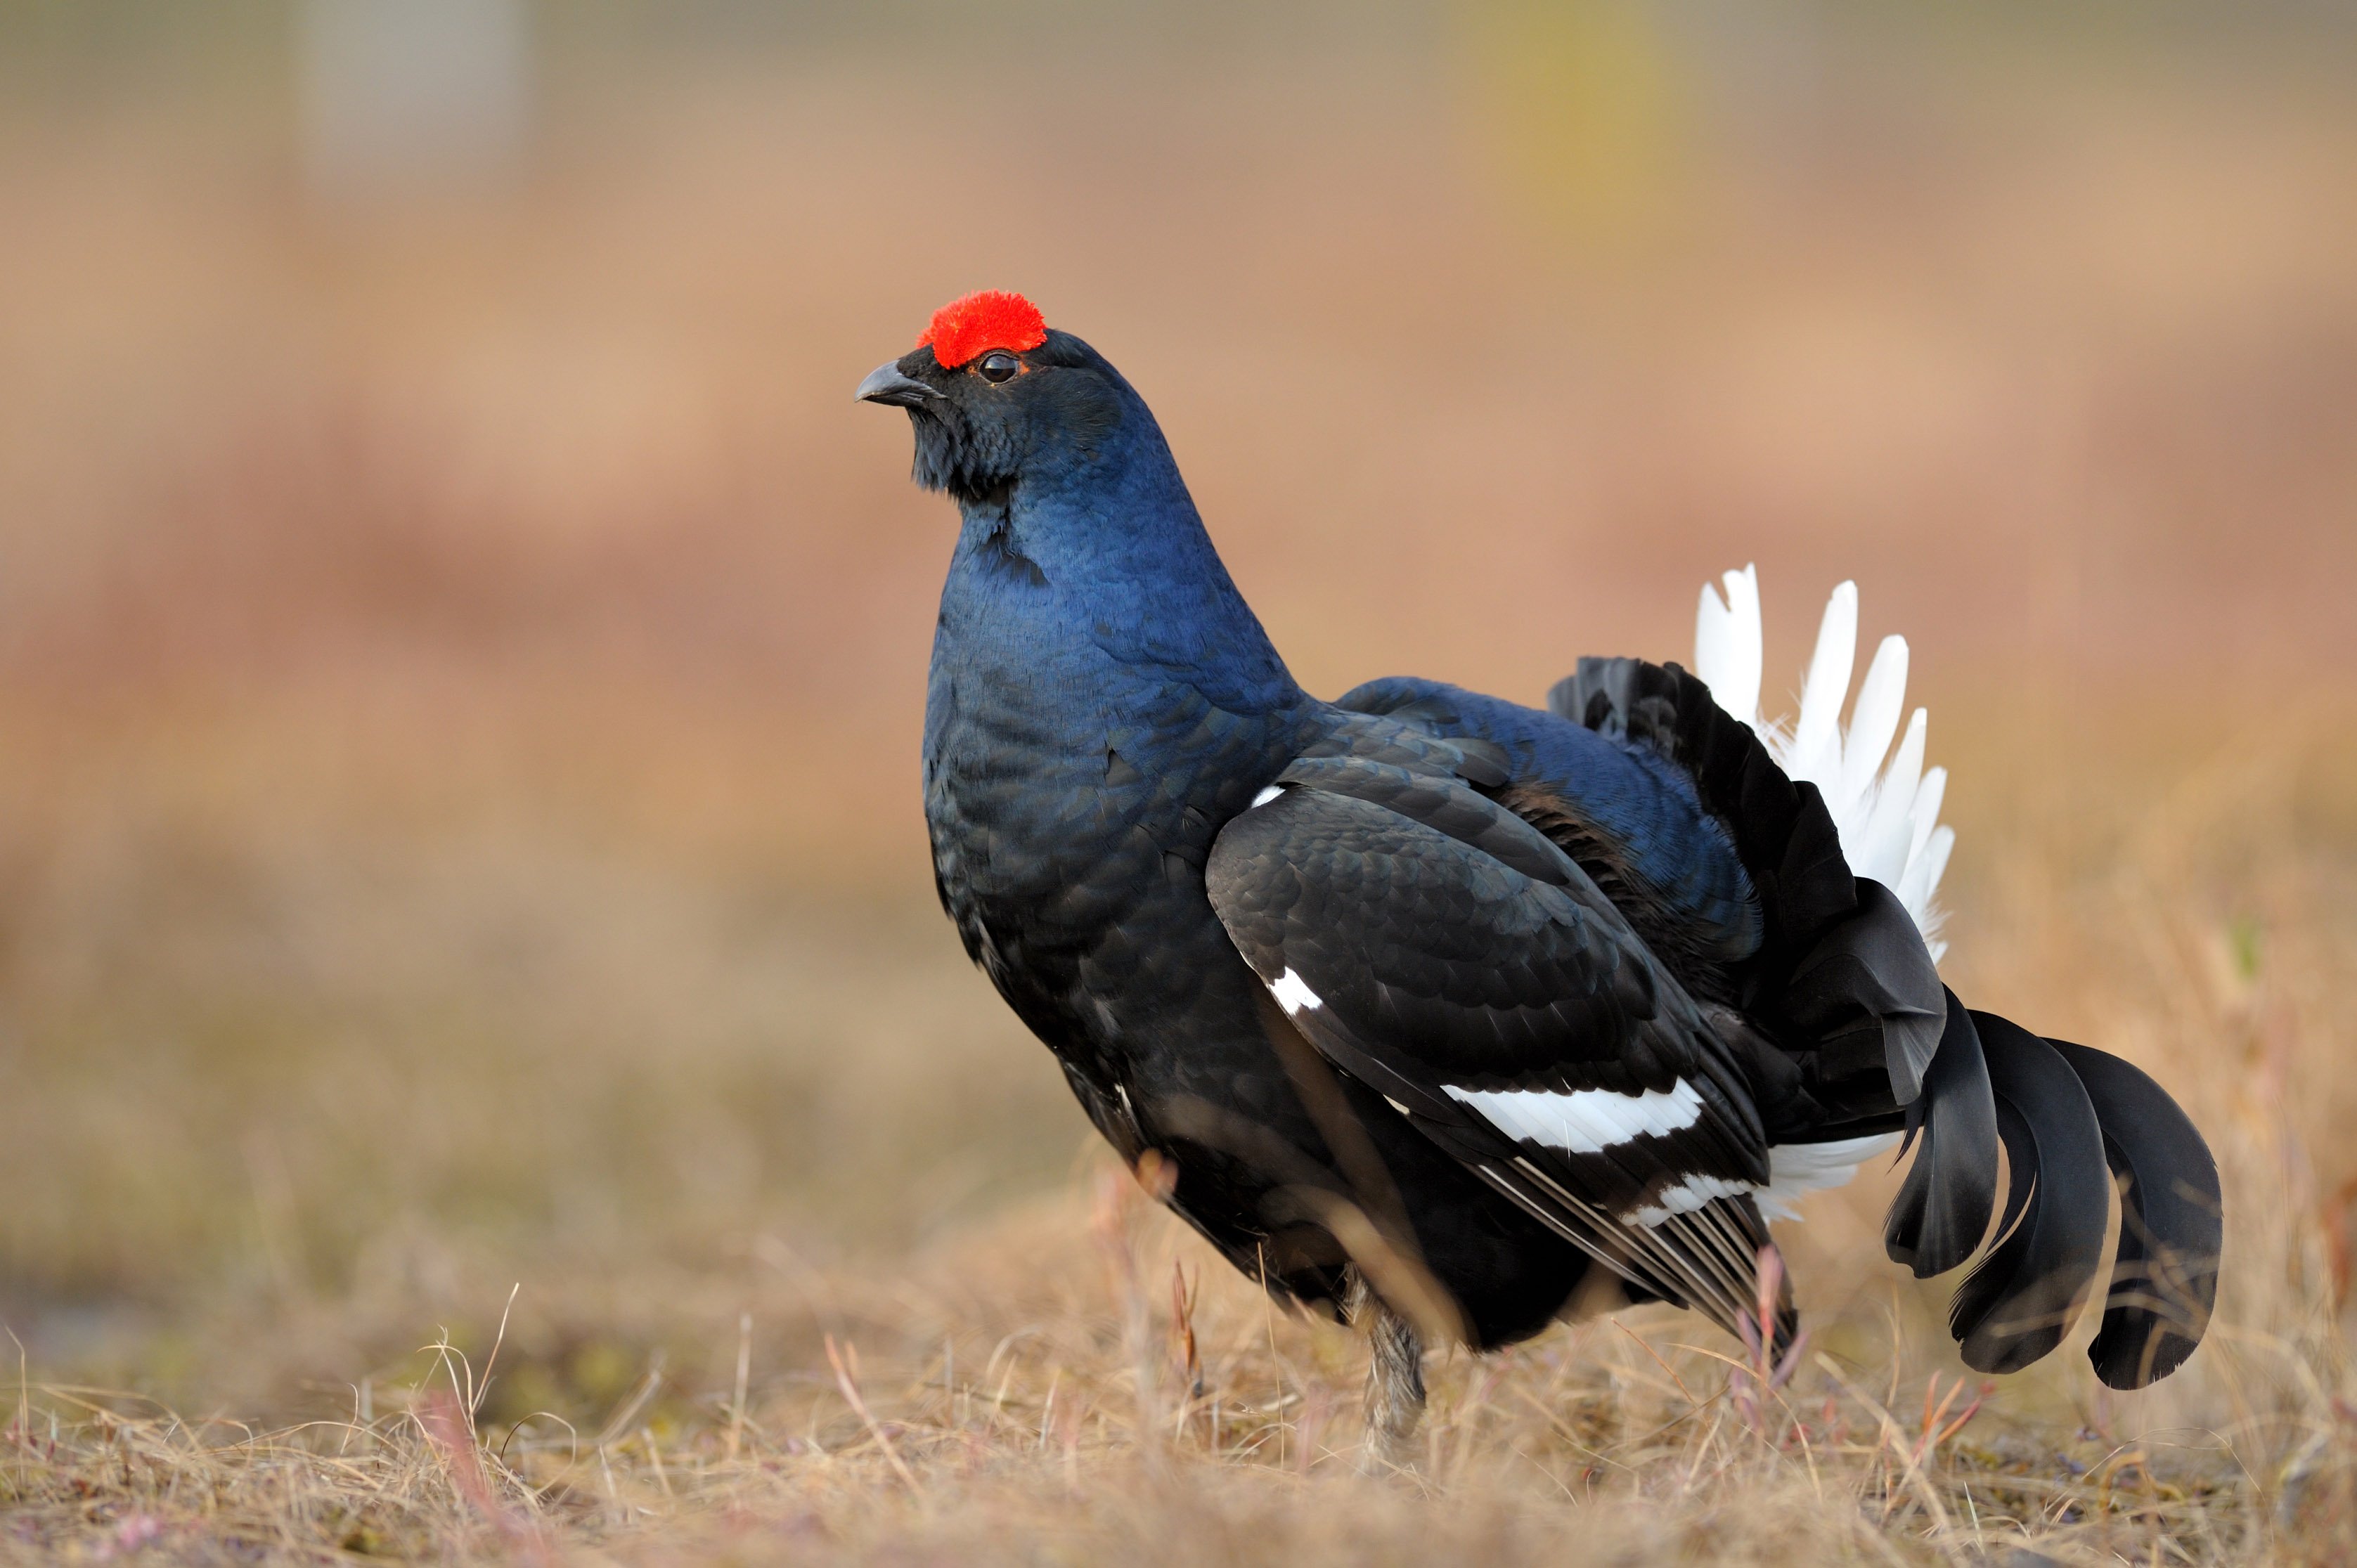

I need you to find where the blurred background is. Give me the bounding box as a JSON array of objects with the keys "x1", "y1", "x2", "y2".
[{"x1": 0, "y1": 0, "x2": 2351, "y2": 1431}]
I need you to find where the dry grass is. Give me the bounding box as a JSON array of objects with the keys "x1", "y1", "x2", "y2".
[{"x1": 4, "y1": 8, "x2": 2357, "y2": 1564}]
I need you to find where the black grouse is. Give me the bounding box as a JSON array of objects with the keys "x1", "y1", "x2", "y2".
[{"x1": 857, "y1": 290, "x2": 2221, "y2": 1460}]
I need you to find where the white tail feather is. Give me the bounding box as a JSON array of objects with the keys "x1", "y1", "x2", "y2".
[
  {"x1": 1836, "y1": 635, "x2": 1908, "y2": 816},
  {"x1": 1852, "y1": 707, "x2": 1925, "y2": 888},
  {"x1": 1692, "y1": 566, "x2": 1954, "y2": 958},
  {"x1": 1693, "y1": 566, "x2": 1762, "y2": 728},
  {"x1": 1907, "y1": 767, "x2": 1946, "y2": 868},
  {"x1": 1786, "y1": 581, "x2": 1856, "y2": 790}
]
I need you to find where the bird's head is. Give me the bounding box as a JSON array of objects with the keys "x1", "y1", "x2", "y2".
[
  {"x1": 860, "y1": 290, "x2": 1296, "y2": 708},
  {"x1": 855, "y1": 291, "x2": 1141, "y2": 505}
]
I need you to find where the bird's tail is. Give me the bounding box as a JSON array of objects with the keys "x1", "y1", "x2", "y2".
[
  {"x1": 1572, "y1": 571, "x2": 2221, "y2": 1386},
  {"x1": 1686, "y1": 567, "x2": 2221, "y2": 1383},
  {"x1": 1888, "y1": 999, "x2": 2221, "y2": 1387}
]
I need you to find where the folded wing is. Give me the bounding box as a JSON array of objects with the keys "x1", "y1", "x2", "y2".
[{"x1": 1206, "y1": 746, "x2": 1788, "y2": 1343}]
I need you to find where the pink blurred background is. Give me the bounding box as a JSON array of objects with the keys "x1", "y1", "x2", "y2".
[{"x1": 4, "y1": 4, "x2": 2350, "y2": 895}]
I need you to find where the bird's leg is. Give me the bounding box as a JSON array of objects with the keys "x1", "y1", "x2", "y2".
[{"x1": 1347, "y1": 1271, "x2": 1425, "y2": 1470}]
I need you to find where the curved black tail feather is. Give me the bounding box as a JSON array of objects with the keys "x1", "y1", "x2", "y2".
[
  {"x1": 1884, "y1": 989, "x2": 2000, "y2": 1279},
  {"x1": 1949, "y1": 1012, "x2": 2112, "y2": 1373},
  {"x1": 2046, "y1": 1039, "x2": 2223, "y2": 1389}
]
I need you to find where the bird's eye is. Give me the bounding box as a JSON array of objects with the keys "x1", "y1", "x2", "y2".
[{"x1": 977, "y1": 351, "x2": 1021, "y2": 384}]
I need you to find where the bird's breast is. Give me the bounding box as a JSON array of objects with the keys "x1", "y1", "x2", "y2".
[{"x1": 924, "y1": 634, "x2": 1298, "y2": 1056}]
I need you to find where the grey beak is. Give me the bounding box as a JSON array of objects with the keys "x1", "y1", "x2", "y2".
[{"x1": 856, "y1": 362, "x2": 942, "y2": 407}]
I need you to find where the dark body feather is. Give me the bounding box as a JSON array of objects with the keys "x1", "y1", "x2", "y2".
[{"x1": 883, "y1": 320, "x2": 2216, "y2": 1382}]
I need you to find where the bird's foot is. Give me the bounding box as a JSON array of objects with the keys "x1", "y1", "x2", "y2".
[{"x1": 1350, "y1": 1277, "x2": 1426, "y2": 1474}]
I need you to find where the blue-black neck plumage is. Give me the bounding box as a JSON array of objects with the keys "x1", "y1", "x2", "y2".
[
  {"x1": 922, "y1": 332, "x2": 1303, "y2": 789},
  {"x1": 930, "y1": 455, "x2": 1300, "y2": 721}
]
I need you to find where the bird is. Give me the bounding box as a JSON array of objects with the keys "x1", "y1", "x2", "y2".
[{"x1": 858, "y1": 290, "x2": 2221, "y2": 1463}]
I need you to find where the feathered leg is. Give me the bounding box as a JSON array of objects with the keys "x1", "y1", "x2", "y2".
[{"x1": 1348, "y1": 1271, "x2": 1425, "y2": 1470}]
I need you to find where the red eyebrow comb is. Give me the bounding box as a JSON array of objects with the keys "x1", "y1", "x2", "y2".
[{"x1": 919, "y1": 290, "x2": 1047, "y2": 368}]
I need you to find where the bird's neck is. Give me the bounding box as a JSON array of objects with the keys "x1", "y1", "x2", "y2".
[{"x1": 936, "y1": 441, "x2": 1303, "y2": 720}]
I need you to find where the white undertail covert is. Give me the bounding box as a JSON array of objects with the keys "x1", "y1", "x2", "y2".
[{"x1": 1693, "y1": 565, "x2": 1954, "y2": 962}]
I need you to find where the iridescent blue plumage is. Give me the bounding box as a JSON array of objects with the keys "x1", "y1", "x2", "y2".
[{"x1": 1334, "y1": 676, "x2": 1762, "y2": 966}]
